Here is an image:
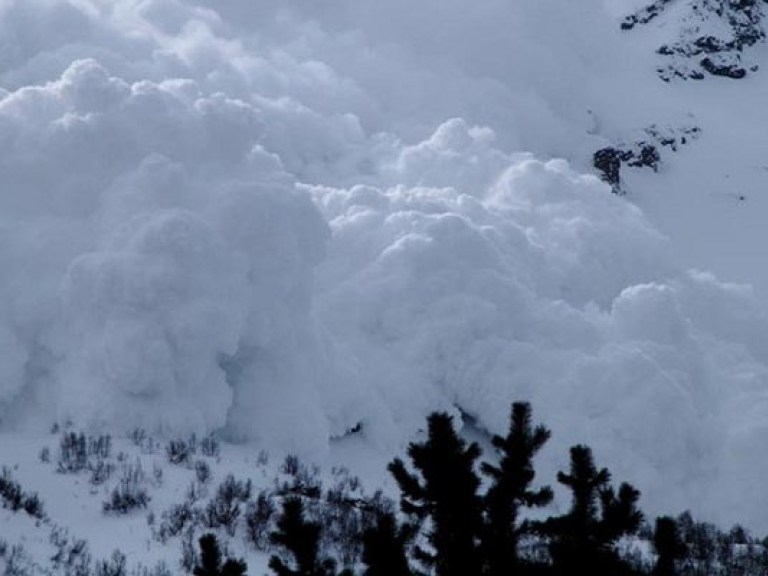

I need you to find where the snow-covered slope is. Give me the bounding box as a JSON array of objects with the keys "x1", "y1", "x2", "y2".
[
  {"x1": 0, "y1": 430, "x2": 383, "y2": 574},
  {"x1": 2, "y1": 0, "x2": 768, "y2": 538}
]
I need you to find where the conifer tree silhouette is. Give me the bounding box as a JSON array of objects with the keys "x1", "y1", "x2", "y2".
[
  {"x1": 545, "y1": 445, "x2": 642, "y2": 576},
  {"x1": 388, "y1": 412, "x2": 484, "y2": 576},
  {"x1": 481, "y1": 402, "x2": 553, "y2": 576},
  {"x1": 653, "y1": 516, "x2": 686, "y2": 576},
  {"x1": 269, "y1": 496, "x2": 351, "y2": 576},
  {"x1": 361, "y1": 510, "x2": 414, "y2": 576},
  {"x1": 194, "y1": 533, "x2": 247, "y2": 576}
]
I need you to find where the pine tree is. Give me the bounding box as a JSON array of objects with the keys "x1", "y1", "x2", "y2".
[
  {"x1": 388, "y1": 412, "x2": 484, "y2": 576},
  {"x1": 361, "y1": 510, "x2": 414, "y2": 576},
  {"x1": 269, "y1": 496, "x2": 348, "y2": 576},
  {"x1": 653, "y1": 516, "x2": 686, "y2": 576},
  {"x1": 545, "y1": 445, "x2": 642, "y2": 576},
  {"x1": 599, "y1": 482, "x2": 643, "y2": 545},
  {"x1": 481, "y1": 402, "x2": 553, "y2": 576},
  {"x1": 194, "y1": 533, "x2": 248, "y2": 576},
  {"x1": 221, "y1": 558, "x2": 248, "y2": 576}
]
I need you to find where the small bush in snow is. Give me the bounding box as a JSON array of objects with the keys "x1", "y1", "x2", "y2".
[
  {"x1": 278, "y1": 459, "x2": 322, "y2": 500},
  {"x1": 157, "y1": 502, "x2": 199, "y2": 542},
  {"x1": 49, "y1": 527, "x2": 92, "y2": 576},
  {"x1": 103, "y1": 483, "x2": 150, "y2": 515},
  {"x1": 245, "y1": 490, "x2": 277, "y2": 551},
  {"x1": 88, "y1": 435, "x2": 112, "y2": 460},
  {"x1": 20, "y1": 492, "x2": 44, "y2": 520},
  {"x1": 203, "y1": 474, "x2": 252, "y2": 536},
  {"x1": 194, "y1": 460, "x2": 212, "y2": 485},
  {"x1": 130, "y1": 427, "x2": 147, "y2": 447},
  {"x1": 56, "y1": 431, "x2": 112, "y2": 475},
  {"x1": 90, "y1": 460, "x2": 115, "y2": 486},
  {"x1": 0, "y1": 467, "x2": 45, "y2": 519},
  {"x1": 321, "y1": 474, "x2": 369, "y2": 566},
  {"x1": 165, "y1": 436, "x2": 197, "y2": 466},
  {"x1": 186, "y1": 480, "x2": 203, "y2": 504},
  {"x1": 2, "y1": 544, "x2": 34, "y2": 576},
  {"x1": 130, "y1": 428, "x2": 160, "y2": 454},
  {"x1": 94, "y1": 550, "x2": 127, "y2": 576},
  {"x1": 152, "y1": 461, "x2": 164, "y2": 487},
  {"x1": 180, "y1": 528, "x2": 197, "y2": 573},
  {"x1": 280, "y1": 454, "x2": 301, "y2": 476},
  {"x1": 200, "y1": 434, "x2": 220, "y2": 458},
  {"x1": 103, "y1": 460, "x2": 150, "y2": 515},
  {"x1": 131, "y1": 562, "x2": 173, "y2": 576},
  {"x1": 57, "y1": 432, "x2": 88, "y2": 473}
]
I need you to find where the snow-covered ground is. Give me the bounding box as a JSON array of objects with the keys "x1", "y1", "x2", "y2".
[
  {"x1": 3, "y1": 0, "x2": 768, "y2": 555},
  {"x1": 0, "y1": 431, "x2": 302, "y2": 573}
]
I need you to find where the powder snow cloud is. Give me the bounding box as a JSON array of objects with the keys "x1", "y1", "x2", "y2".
[{"x1": 1, "y1": 0, "x2": 768, "y2": 529}]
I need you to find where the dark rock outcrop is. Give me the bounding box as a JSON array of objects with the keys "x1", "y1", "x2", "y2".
[
  {"x1": 593, "y1": 125, "x2": 700, "y2": 194},
  {"x1": 623, "y1": 0, "x2": 767, "y2": 81}
]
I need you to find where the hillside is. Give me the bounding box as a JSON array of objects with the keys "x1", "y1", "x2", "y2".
[{"x1": 2, "y1": 0, "x2": 768, "y2": 564}]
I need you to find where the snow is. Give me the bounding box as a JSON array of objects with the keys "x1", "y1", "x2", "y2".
[
  {"x1": 0, "y1": 431, "x2": 277, "y2": 573},
  {"x1": 1, "y1": 0, "x2": 768, "y2": 534}
]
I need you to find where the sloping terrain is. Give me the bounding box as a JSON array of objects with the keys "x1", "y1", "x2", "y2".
[{"x1": 2, "y1": 2, "x2": 768, "y2": 563}]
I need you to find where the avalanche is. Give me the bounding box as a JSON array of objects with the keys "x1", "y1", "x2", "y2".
[{"x1": 1, "y1": 0, "x2": 768, "y2": 530}]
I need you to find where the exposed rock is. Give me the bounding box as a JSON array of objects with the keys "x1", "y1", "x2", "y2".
[
  {"x1": 594, "y1": 147, "x2": 630, "y2": 193},
  {"x1": 593, "y1": 125, "x2": 700, "y2": 194},
  {"x1": 623, "y1": 0, "x2": 767, "y2": 81},
  {"x1": 701, "y1": 55, "x2": 748, "y2": 77},
  {"x1": 621, "y1": 0, "x2": 676, "y2": 30}
]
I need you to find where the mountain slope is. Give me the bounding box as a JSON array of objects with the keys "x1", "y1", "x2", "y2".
[{"x1": 1, "y1": 0, "x2": 768, "y2": 538}]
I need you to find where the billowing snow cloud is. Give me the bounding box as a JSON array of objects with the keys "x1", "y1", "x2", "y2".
[
  {"x1": 311, "y1": 122, "x2": 768, "y2": 524},
  {"x1": 2, "y1": 0, "x2": 768, "y2": 529},
  {"x1": 0, "y1": 54, "x2": 367, "y2": 451}
]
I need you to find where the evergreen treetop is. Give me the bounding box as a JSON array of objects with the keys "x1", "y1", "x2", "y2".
[
  {"x1": 653, "y1": 516, "x2": 686, "y2": 576},
  {"x1": 361, "y1": 510, "x2": 414, "y2": 576},
  {"x1": 388, "y1": 412, "x2": 484, "y2": 576},
  {"x1": 269, "y1": 496, "x2": 351, "y2": 576},
  {"x1": 193, "y1": 533, "x2": 247, "y2": 576},
  {"x1": 481, "y1": 401, "x2": 553, "y2": 576},
  {"x1": 545, "y1": 444, "x2": 643, "y2": 576}
]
